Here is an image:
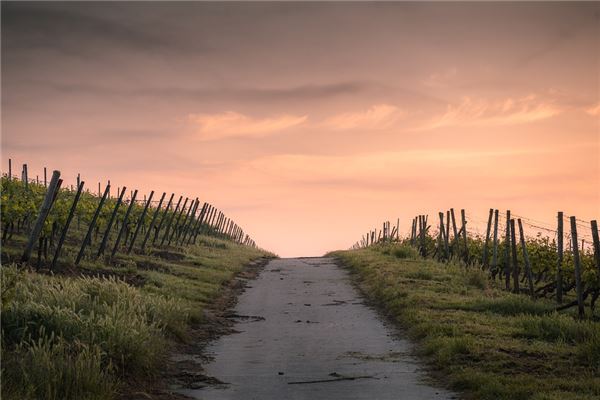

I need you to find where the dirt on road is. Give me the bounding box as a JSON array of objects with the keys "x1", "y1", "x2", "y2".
[{"x1": 174, "y1": 257, "x2": 457, "y2": 400}]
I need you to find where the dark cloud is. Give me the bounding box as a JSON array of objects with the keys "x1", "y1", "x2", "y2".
[
  {"x1": 17, "y1": 79, "x2": 378, "y2": 104},
  {"x1": 1, "y1": 2, "x2": 208, "y2": 58}
]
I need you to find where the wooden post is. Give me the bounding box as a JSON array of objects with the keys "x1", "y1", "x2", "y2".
[
  {"x1": 209, "y1": 206, "x2": 218, "y2": 228},
  {"x1": 220, "y1": 215, "x2": 226, "y2": 234},
  {"x1": 570, "y1": 216, "x2": 584, "y2": 318},
  {"x1": 97, "y1": 186, "x2": 126, "y2": 258},
  {"x1": 215, "y1": 212, "x2": 224, "y2": 233},
  {"x1": 203, "y1": 205, "x2": 215, "y2": 233},
  {"x1": 160, "y1": 195, "x2": 183, "y2": 246},
  {"x1": 591, "y1": 220, "x2": 600, "y2": 276},
  {"x1": 396, "y1": 218, "x2": 400, "y2": 240},
  {"x1": 127, "y1": 190, "x2": 154, "y2": 254},
  {"x1": 445, "y1": 211, "x2": 450, "y2": 250},
  {"x1": 111, "y1": 190, "x2": 138, "y2": 259},
  {"x1": 168, "y1": 197, "x2": 189, "y2": 245},
  {"x1": 557, "y1": 212, "x2": 564, "y2": 303},
  {"x1": 179, "y1": 197, "x2": 200, "y2": 246},
  {"x1": 140, "y1": 192, "x2": 166, "y2": 251},
  {"x1": 510, "y1": 219, "x2": 519, "y2": 293},
  {"x1": 76, "y1": 184, "x2": 110, "y2": 265},
  {"x1": 483, "y1": 208, "x2": 493, "y2": 268},
  {"x1": 8, "y1": 158, "x2": 11, "y2": 180},
  {"x1": 179, "y1": 198, "x2": 199, "y2": 245},
  {"x1": 152, "y1": 193, "x2": 174, "y2": 245},
  {"x1": 22, "y1": 164, "x2": 28, "y2": 188},
  {"x1": 418, "y1": 215, "x2": 423, "y2": 250},
  {"x1": 461, "y1": 209, "x2": 469, "y2": 264},
  {"x1": 178, "y1": 198, "x2": 197, "y2": 244},
  {"x1": 422, "y1": 215, "x2": 428, "y2": 256},
  {"x1": 44, "y1": 167, "x2": 47, "y2": 187},
  {"x1": 517, "y1": 218, "x2": 535, "y2": 298},
  {"x1": 51, "y1": 181, "x2": 84, "y2": 269},
  {"x1": 504, "y1": 210, "x2": 511, "y2": 290},
  {"x1": 450, "y1": 208, "x2": 458, "y2": 254},
  {"x1": 439, "y1": 212, "x2": 449, "y2": 259},
  {"x1": 77, "y1": 173, "x2": 80, "y2": 187},
  {"x1": 491, "y1": 209, "x2": 499, "y2": 278},
  {"x1": 191, "y1": 203, "x2": 209, "y2": 243},
  {"x1": 199, "y1": 205, "x2": 212, "y2": 235},
  {"x1": 21, "y1": 170, "x2": 61, "y2": 263}
]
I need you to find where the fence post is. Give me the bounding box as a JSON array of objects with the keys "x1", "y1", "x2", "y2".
[
  {"x1": 439, "y1": 212, "x2": 449, "y2": 259},
  {"x1": 161, "y1": 195, "x2": 183, "y2": 246},
  {"x1": 111, "y1": 190, "x2": 138, "y2": 259},
  {"x1": 21, "y1": 170, "x2": 61, "y2": 263},
  {"x1": 450, "y1": 209, "x2": 458, "y2": 255},
  {"x1": 557, "y1": 211, "x2": 564, "y2": 303},
  {"x1": 168, "y1": 197, "x2": 189, "y2": 245},
  {"x1": 97, "y1": 186, "x2": 126, "y2": 258},
  {"x1": 140, "y1": 192, "x2": 166, "y2": 252},
  {"x1": 179, "y1": 198, "x2": 199, "y2": 245},
  {"x1": 8, "y1": 158, "x2": 11, "y2": 180},
  {"x1": 152, "y1": 193, "x2": 174, "y2": 245},
  {"x1": 483, "y1": 208, "x2": 493, "y2": 268},
  {"x1": 127, "y1": 190, "x2": 154, "y2": 254},
  {"x1": 491, "y1": 209, "x2": 499, "y2": 278},
  {"x1": 461, "y1": 209, "x2": 469, "y2": 264},
  {"x1": 510, "y1": 219, "x2": 519, "y2": 293},
  {"x1": 570, "y1": 216, "x2": 584, "y2": 318},
  {"x1": 22, "y1": 164, "x2": 28, "y2": 188},
  {"x1": 190, "y1": 202, "x2": 208, "y2": 244},
  {"x1": 517, "y1": 218, "x2": 535, "y2": 298},
  {"x1": 592, "y1": 220, "x2": 600, "y2": 276},
  {"x1": 51, "y1": 181, "x2": 85, "y2": 270},
  {"x1": 504, "y1": 210, "x2": 511, "y2": 290},
  {"x1": 76, "y1": 184, "x2": 110, "y2": 265}
]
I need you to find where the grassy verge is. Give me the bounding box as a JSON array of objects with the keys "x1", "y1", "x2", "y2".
[
  {"x1": 1, "y1": 235, "x2": 272, "y2": 400},
  {"x1": 330, "y1": 243, "x2": 600, "y2": 400}
]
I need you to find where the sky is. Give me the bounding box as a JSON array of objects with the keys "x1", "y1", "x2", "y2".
[{"x1": 2, "y1": 2, "x2": 599, "y2": 256}]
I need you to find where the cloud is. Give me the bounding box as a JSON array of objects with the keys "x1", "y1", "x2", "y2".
[
  {"x1": 425, "y1": 95, "x2": 561, "y2": 130},
  {"x1": 321, "y1": 104, "x2": 404, "y2": 130},
  {"x1": 422, "y1": 68, "x2": 458, "y2": 88},
  {"x1": 585, "y1": 102, "x2": 600, "y2": 116},
  {"x1": 187, "y1": 111, "x2": 307, "y2": 141},
  {"x1": 25, "y1": 80, "x2": 370, "y2": 104},
  {"x1": 2, "y1": 3, "x2": 180, "y2": 56}
]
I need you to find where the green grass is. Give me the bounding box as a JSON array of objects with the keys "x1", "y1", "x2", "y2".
[
  {"x1": 1, "y1": 235, "x2": 272, "y2": 400},
  {"x1": 330, "y1": 243, "x2": 600, "y2": 400}
]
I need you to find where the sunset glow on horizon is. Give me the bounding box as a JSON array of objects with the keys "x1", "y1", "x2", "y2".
[{"x1": 2, "y1": 2, "x2": 599, "y2": 256}]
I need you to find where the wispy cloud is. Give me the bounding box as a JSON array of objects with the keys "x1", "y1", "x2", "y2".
[
  {"x1": 425, "y1": 95, "x2": 561, "y2": 130},
  {"x1": 422, "y1": 67, "x2": 457, "y2": 88},
  {"x1": 187, "y1": 111, "x2": 307, "y2": 141},
  {"x1": 321, "y1": 104, "x2": 404, "y2": 130},
  {"x1": 585, "y1": 102, "x2": 600, "y2": 116}
]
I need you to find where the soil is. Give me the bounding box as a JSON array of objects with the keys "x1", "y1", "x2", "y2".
[{"x1": 117, "y1": 256, "x2": 272, "y2": 400}]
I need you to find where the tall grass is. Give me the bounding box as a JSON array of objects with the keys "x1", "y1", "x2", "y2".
[
  {"x1": 1, "y1": 265, "x2": 191, "y2": 400},
  {"x1": 331, "y1": 244, "x2": 600, "y2": 399}
]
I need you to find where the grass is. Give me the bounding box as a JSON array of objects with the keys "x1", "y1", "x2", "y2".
[
  {"x1": 330, "y1": 243, "x2": 600, "y2": 400},
  {"x1": 1, "y1": 235, "x2": 272, "y2": 400}
]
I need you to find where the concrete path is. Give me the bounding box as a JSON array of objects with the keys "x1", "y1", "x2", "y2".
[{"x1": 178, "y1": 257, "x2": 457, "y2": 400}]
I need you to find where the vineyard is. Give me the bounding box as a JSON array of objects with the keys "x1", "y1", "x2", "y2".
[
  {"x1": 0, "y1": 159, "x2": 269, "y2": 400},
  {"x1": 351, "y1": 208, "x2": 600, "y2": 318},
  {"x1": 1, "y1": 160, "x2": 257, "y2": 271}
]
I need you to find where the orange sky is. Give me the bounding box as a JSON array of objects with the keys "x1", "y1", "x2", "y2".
[{"x1": 2, "y1": 2, "x2": 599, "y2": 256}]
